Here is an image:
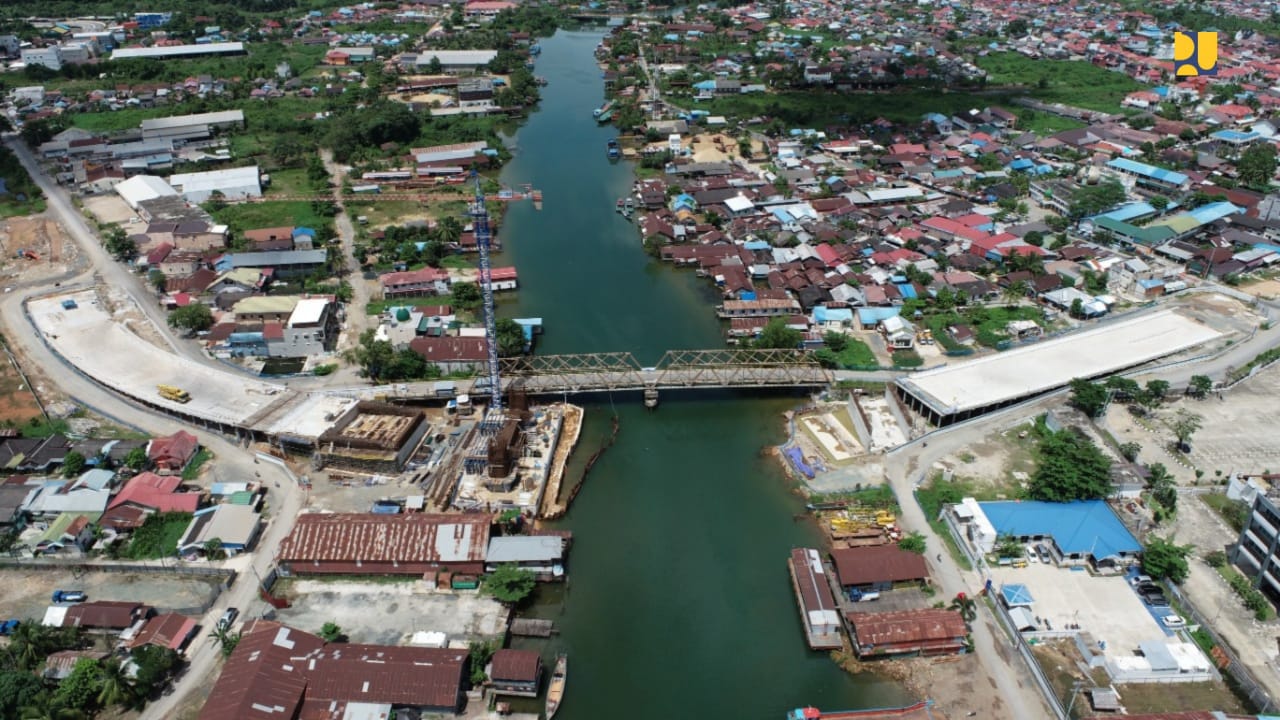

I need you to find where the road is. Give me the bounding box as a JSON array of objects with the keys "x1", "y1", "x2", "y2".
[
  {"x1": 0, "y1": 136, "x2": 308, "y2": 719},
  {"x1": 320, "y1": 149, "x2": 373, "y2": 357}
]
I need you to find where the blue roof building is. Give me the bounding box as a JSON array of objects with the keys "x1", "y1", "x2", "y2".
[
  {"x1": 813, "y1": 306, "x2": 854, "y2": 325},
  {"x1": 857, "y1": 307, "x2": 901, "y2": 327},
  {"x1": 979, "y1": 500, "x2": 1141, "y2": 565},
  {"x1": 1106, "y1": 158, "x2": 1189, "y2": 190}
]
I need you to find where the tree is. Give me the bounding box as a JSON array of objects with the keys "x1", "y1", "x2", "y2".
[
  {"x1": 1150, "y1": 195, "x2": 1170, "y2": 211},
  {"x1": 0, "y1": 670, "x2": 49, "y2": 718},
  {"x1": 480, "y1": 564, "x2": 536, "y2": 605},
  {"x1": 95, "y1": 659, "x2": 134, "y2": 709},
  {"x1": 1141, "y1": 379, "x2": 1170, "y2": 409},
  {"x1": 823, "y1": 331, "x2": 849, "y2": 353},
  {"x1": 319, "y1": 622, "x2": 347, "y2": 643},
  {"x1": 54, "y1": 658, "x2": 103, "y2": 713},
  {"x1": 450, "y1": 281, "x2": 482, "y2": 310},
  {"x1": 123, "y1": 447, "x2": 148, "y2": 471},
  {"x1": 1118, "y1": 441, "x2": 1141, "y2": 462},
  {"x1": 949, "y1": 592, "x2": 977, "y2": 622},
  {"x1": 1141, "y1": 536, "x2": 1192, "y2": 583},
  {"x1": 1069, "y1": 297, "x2": 1084, "y2": 319},
  {"x1": 1068, "y1": 378, "x2": 1109, "y2": 418},
  {"x1": 1029, "y1": 429, "x2": 1113, "y2": 502},
  {"x1": 208, "y1": 626, "x2": 241, "y2": 658},
  {"x1": 1148, "y1": 463, "x2": 1178, "y2": 522},
  {"x1": 1168, "y1": 408, "x2": 1203, "y2": 451},
  {"x1": 495, "y1": 318, "x2": 525, "y2": 358},
  {"x1": 1105, "y1": 376, "x2": 1141, "y2": 402},
  {"x1": 1238, "y1": 143, "x2": 1278, "y2": 188},
  {"x1": 755, "y1": 318, "x2": 802, "y2": 349},
  {"x1": 103, "y1": 226, "x2": 136, "y2": 261},
  {"x1": 168, "y1": 304, "x2": 214, "y2": 334},
  {"x1": 349, "y1": 329, "x2": 395, "y2": 382},
  {"x1": 1068, "y1": 180, "x2": 1127, "y2": 220},
  {"x1": 994, "y1": 534, "x2": 1025, "y2": 559},
  {"x1": 1188, "y1": 374, "x2": 1213, "y2": 398},
  {"x1": 467, "y1": 640, "x2": 496, "y2": 685},
  {"x1": 129, "y1": 646, "x2": 179, "y2": 703},
  {"x1": 147, "y1": 269, "x2": 167, "y2": 293},
  {"x1": 61, "y1": 451, "x2": 85, "y2": 478},
  {"x1": 203, "y1": 538, "x2": 225, "y2": 561},
  {"x1": 898, "y1": 532, "x2": 926, "y2": 554},
  {"x1": 1023, "y1": 230, "x2": 1044, "y2": 247}
]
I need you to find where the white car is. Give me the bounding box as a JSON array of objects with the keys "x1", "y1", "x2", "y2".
[
  {"x1": 1162, "y1": 614, "x2": 1186, "y2": 628},
  {"x1": 1025, "y1": 544, "x2": 1039, "y2": 562}
]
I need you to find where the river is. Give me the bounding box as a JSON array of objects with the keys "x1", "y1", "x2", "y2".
[{"x1": 495, "y1": 30, "x2": 908, "y2": 718}]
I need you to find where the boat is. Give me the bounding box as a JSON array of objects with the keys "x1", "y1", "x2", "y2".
[
  {"x1": 623, "y1": 197, "x2": 634, "y2": 212},
  {"x1": 616, "y1": 198, "x2": 625, "y2": 212},
  {"x1": 592, "y1": 99, "x2": 615, "y2": 118},
  {"x1": 545, "y1": 654, "x2": 567, "y2": 719},
  {"x1": 596, "y1": 110, "x2": 613, "y2": 124},
  {"x1": 607, "y1": 138, "x2": 620, "y2": 160}
]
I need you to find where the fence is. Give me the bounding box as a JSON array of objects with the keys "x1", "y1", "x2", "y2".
[
  {"x1": 988, "y1": 593, "x2": 1072, "y2": 720},
  {"x1": 0, "y1": 558, "x2": 235, "y2": 581},
  {"x1": 1166, "y1": 581, "x2": 1277, "y2": 713}
]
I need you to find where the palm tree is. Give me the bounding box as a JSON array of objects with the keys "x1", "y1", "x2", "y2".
[
  {"x1": 949, "y1": 592, "x2": 977, "y2": 622},
  {"x1": 19, "y1": 705, "x2": 86, "y2": 720},
  {"x1": 97, "y1": 659, "x2": 135, "y2": 708},
  {"x1": 1003, "y1": 280, "x2": 1030, "y2": 306},
  {"x1": 435, "y1": 216, "x2": 463, "y2": 246}
]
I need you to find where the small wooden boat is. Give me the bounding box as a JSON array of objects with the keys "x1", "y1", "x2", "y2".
[{"x1": 545, "y1": 654, "x2": 567, "y2": 719}]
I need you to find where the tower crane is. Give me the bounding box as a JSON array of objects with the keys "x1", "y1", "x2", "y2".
[{"x1": 467, "y1": 170, "x2": 503, "y2": 416}]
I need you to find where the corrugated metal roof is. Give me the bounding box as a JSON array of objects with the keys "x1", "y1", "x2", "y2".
[{"x1": 279, "y1": 513, "x2": 488, "y2": 565}]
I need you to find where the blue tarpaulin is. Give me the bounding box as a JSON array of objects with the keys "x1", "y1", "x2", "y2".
[{"x1": 784, "y1": 447, "x2": 814, "y2": 478}]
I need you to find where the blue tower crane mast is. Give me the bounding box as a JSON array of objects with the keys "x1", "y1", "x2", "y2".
[{"x1": 467, "y1": 170, "x2": 503, "y2": 414}]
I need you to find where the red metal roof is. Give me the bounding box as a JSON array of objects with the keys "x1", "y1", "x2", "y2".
[
  {"x1": 108, "y1": 472, "x2": 200, "y2": 513},
  {"x1": 279, "y1": 513, "x2": 489, "y2": 565},
  {"x1": 490, "y1": 649, "x2": 541, "y2": 682},
  {"x1": 831, "y1": 546, "x2": 929, "y2": 587},
  {"x1": 127, "y1": 612, "x2": 196, "y2": 651},
  {"x1": 148, "y1": 430, "x2": 199, "y2": 468},
  {"x1": 849, "y1": 609, "x2": 966, "y2": 648},
  {"x1": 63, "y1": 601, "x2": 149, "y2": 630}
]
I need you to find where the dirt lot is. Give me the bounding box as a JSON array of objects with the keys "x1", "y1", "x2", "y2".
[
  {"x1": 0, "y1": 214, "x2": 78, "y2": 286},
  {"x1": 272, "y1": 579, "x2": 507, "y2": 645},
  {"x1": 81, "y1": 195, "x2": 139, "y2": 225},
  {"x1": 0, "y1": 569, "x2": 222, "y2": 621},
  {"x1": 0, "y1": 341, "x2": 43, "y2": 426},
  {"x1": 689, "y1": 132, "x2": 763, "y2": 163},
  {"x1": 1031, "y1": 639, "x2": 1248, "y2": 716},
  {"x1": 1103, "y1": 366, "x2": 1280, "y2": 484},
  {"x1": 1239, "y1": 278, "x2": 1280, "y2": 300},
  {"x1": 838, "y1": 650, "x2": 1002, "y2": 719}
]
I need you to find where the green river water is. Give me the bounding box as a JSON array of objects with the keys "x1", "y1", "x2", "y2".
[{"x1": 495, "y1": 30, "x2": 908, "y2": 719}]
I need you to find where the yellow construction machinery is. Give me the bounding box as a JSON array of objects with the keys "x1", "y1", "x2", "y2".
[{"x1": 157, "y1": 384, "x2": 190, "y2": 403}]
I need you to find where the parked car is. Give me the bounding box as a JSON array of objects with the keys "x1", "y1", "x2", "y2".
[
  {"x1": 1025, "y1": 545, "x2": 1038, "y2": 563},
  {"x1": 51, "y1": 590, "x2": 86, "y2": 603},
  {"x1": 1035, "y1": 544, "x2": 1051, "y2": 564},
  {"x1": 1130, "y1": 574, "x2": 1153, "y2": 588},
  {"x1": 217, "y1": 607, "x2": 239, "y2": 630},
  {"x1": 1162, "y1": 614, "x2": 1186, "y2": 628},
  {"x1": 0, "y1": 620, "x2": 19, "y2": 635},
  {"x1": 1142, "y1": 591, "x2": 1169, "y2": 607}
]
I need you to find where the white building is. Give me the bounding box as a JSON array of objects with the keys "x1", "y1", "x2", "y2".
[
  {"x1": 168, "y1": 165, "x2": 261, "y2": 203},
  {"x1": 20, "y1": 46, "x2": 62, "y2": 71},
  {"x1": 114, "y1": 175, "x2": 179, "y2": 210}
]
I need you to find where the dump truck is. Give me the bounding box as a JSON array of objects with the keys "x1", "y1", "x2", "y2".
[{"x1": 157, "y1": 384, "x2": 191, "y2": 403}]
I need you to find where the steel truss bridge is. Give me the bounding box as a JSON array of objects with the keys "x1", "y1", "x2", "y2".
[{"x1": 486, "y1": 349, "x2": 832, "y2": 405}]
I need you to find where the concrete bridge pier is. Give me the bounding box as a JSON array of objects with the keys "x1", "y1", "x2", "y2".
[{"x1": 643, "y1": 385, "x2": 659, "y2": 409}]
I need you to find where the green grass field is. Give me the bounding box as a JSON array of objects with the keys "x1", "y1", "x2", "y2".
[
  {"x1": 210, "y1": 201, "x2": 332, "y2": 233},
  {"x1": 264, "y1": 168, "x2": 320, "y2": 197},
  {"x1": 835, "y1": 339, "x2": 877, "y2": 368},
  {"x1": 977, "y1": 52, "x2": 1142, "y2": 114},
  {"x1": 1014, "y1": 109, "x2": 1086, "y2": 135},
  {"x1": 699, "y1": 87, "x2": 1015, "y2": 126}
]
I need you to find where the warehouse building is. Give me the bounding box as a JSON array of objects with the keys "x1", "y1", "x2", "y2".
[
  {"x1": 894, "y1": 311, "x2": 1220, "y2": 426},
  {"x1": 168, "y1": 165, "x2": 261, "y2": 203},
  {"x1": 277, "y1": 512, "x2": 490, "y2": 576},
  {"x1": 847, "y1": 609, "x2": 967, "y2": 658},
  {"x1": 111, "y1": 42, "x2": 245, "y2": 61},
  {"x1": 141, "y1": 110, "x2": 245, "y2": 142}
]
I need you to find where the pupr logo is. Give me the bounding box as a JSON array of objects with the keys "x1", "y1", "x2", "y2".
[{"x1": 1174, "y1": 31, "x2": 1218, "y2": 77}]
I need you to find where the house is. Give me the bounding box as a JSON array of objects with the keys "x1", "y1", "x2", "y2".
[
  {"x1": 214, "y1": 249, "x2": 327, "y2": 278},
  {"x1": 880, "y1": 315, "x2": 916, "y2": 349},
  {"x1": 125, "y1": 612, "x2": 197, "y2": 652},
  {"x1": 44, "y1": 650, "x2": 109, "y2": 681},
  {"x1": 108, "y1": 472, "x2": 200, "y2": 513},
  {"x1": 485, "y1": 535, "x2": 565, "y2": 580},
  {"x1": 199, "y1": 621, "x2": 468, "y2": 719},
  {"x1": 49, "y1": 601, "x2": 150, "y2": 632},
  {"x1": 848, "y1": 609, "x2": 967, "y2": 658},
  {"x1": 25, "y1": 482, "x2": 110, "y2": 517},
  {"x1": 408, "y1": 337, "x2": 488, "y2": 373},
  {"x1": 489, "y1": 649, "x2": 542, "y2": 697},
  {"x1": 147, "y1": 431, "x2": 199, "y2": 474},
  {"x1": 831, "y1": 546, "x2": 930, "y2": 591},
  {"x1": 277, "y1": 513, "x2": 490, "y2": 576},
  {"x1": 176, "y1": 504, "x2": 261, "y2": 557},
  {"x1": 381, "y1": 267, "x2": 451, "y2": 298}
]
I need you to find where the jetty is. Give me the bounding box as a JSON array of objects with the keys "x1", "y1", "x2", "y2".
[
  {"x1": 510, "y1": 618, "x2": 556, "y2": 637},
  {"x1": 539, "y1": 403, "x2": 584, "y2": 518}
]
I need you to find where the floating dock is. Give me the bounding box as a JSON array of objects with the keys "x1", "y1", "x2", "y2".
[
  {"x1": 511, "y1": 618, "x2": 555, "y2": 637},
  {"x1": 787, "y1": 548, "x2": 843, "y2": 651}
]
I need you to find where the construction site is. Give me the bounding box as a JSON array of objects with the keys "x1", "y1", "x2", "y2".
[
  {"x1": 315, "y1": 400, "x2": 433, "y2": 473},
  {"x1": 0, "y1": 214, "x2": 75, "y2": 288}
]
